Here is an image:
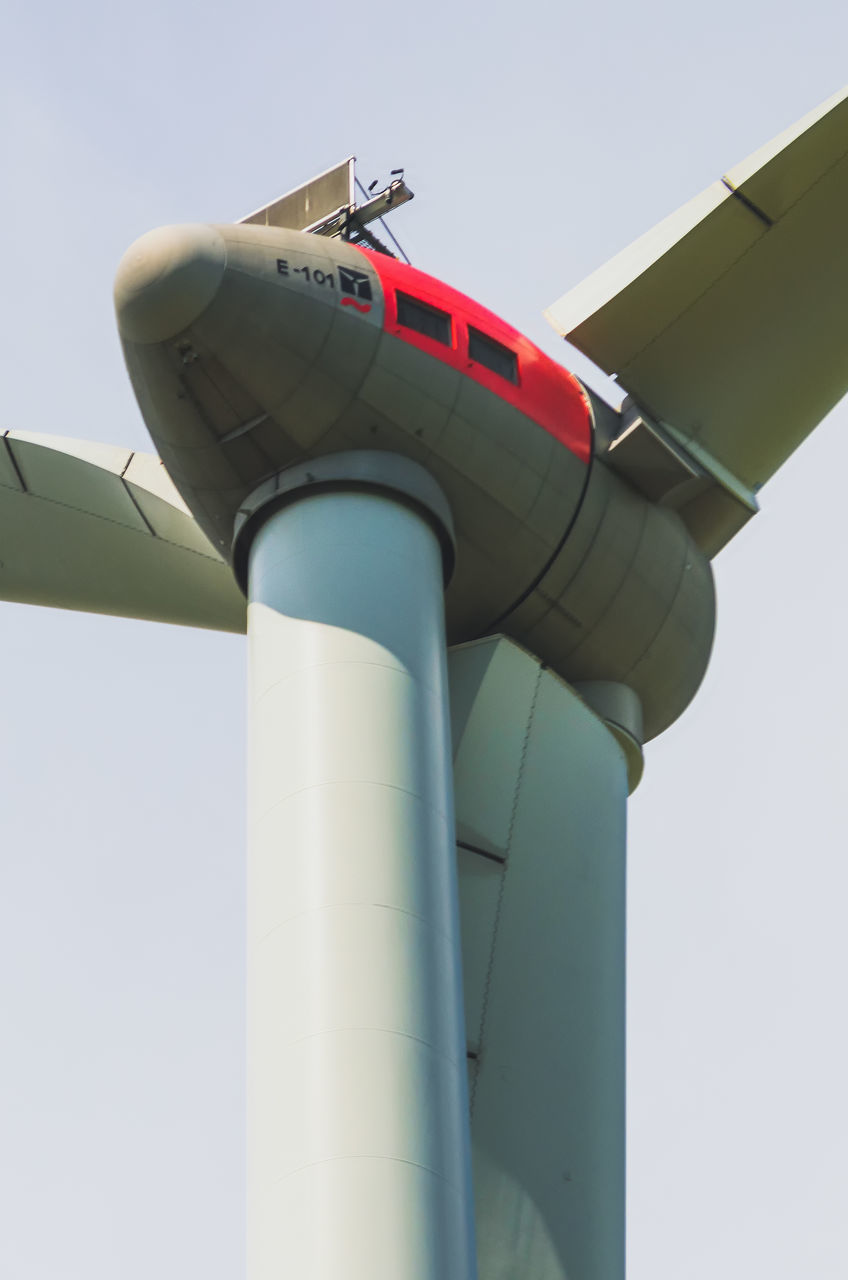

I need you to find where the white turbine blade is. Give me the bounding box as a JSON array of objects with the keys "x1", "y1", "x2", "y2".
[
  {"x1": 0, "y1": 431, "x2": 245, "y2": 632},
  {"x1": 545, "y1": 85, "x2": 848, "y2": 497},
  {"x1": 450, "y1": 637, "x2": 631, "y2": 1275}
]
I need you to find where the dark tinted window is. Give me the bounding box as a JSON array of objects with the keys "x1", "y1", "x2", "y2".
[
  {"x1": 468, "y1": 326, "x2": 518, "y2": 383},
  {"x1": 396, "y1": 292, "x2": 452, "y2": 345}
]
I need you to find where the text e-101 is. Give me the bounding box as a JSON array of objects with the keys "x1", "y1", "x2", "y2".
[{"x1": 276, "y1": 259, "x2": 335, "y2": 287}]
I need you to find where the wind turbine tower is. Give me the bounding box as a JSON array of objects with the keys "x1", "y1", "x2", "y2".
[{"x1": 3, "y1": 89, "x2": 847, "y2": 1279}]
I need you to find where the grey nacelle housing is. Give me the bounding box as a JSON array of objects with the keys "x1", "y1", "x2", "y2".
[{"x1": 115, "y1": 221, "x2": 715, "y2": 741}]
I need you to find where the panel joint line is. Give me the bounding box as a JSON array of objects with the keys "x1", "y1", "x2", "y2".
[
  {"x1": 121, "y1": 477, "x2": 156, "y2": 535},
  {"x1": 721, "y1": 177, "x2": 774, "y2": 228},
  {"x1": 457, "y1": 839, "x2": 506, "y2": 865},
  {"x1": 2, "y1": 434, "x2": 28, "y2": 493}
]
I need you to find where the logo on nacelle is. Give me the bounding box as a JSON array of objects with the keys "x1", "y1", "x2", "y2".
[{"x1": 339, "y1": 266, "x2": 373, "y2": 312}]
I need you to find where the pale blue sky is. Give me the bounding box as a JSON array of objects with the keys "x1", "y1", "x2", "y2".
[{"x1": 3, "y1": 2, "x2": 848, "y2": 1276}]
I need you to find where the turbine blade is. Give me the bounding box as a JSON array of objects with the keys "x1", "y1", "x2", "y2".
[
  {"x1": 545, "y1": 85, "x2": 848, "y2": 500},
  {"x1": 0, "y1": 432, "x2": 245, "y2": 632}
]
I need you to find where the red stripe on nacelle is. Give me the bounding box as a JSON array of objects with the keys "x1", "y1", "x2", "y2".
[{"x1": 355, "y1": 248, "x2": 592, "y2": 464}]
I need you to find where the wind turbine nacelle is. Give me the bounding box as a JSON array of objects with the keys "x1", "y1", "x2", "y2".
[{"x1": 115, "y1": 222, "x2": 714, "y2": 739}]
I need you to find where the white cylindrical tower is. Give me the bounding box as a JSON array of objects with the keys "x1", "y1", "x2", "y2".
[{"x1": 242, "y1": 454, "x2": 476, "y2": 1279}]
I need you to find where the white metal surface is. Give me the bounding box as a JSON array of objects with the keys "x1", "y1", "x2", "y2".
[
  {"x1": 240, "y1": 156, "x2": 355, "y2": 230},
  {"x1": 246, "y1": 487, "x2": 476, "y2": 1279},
  {"x1": 450, "y1": 637, "x2": 628, "y2": 1279}
]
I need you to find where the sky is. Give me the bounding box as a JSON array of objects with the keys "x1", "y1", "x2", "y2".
[{"x1": 2, "y1": 2, "x2": 848, "y2": 1276}]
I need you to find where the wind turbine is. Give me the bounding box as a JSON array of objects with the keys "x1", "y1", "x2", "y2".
[{"x1": 3, "y1": 86, "x2": 847, "y2": 1279}]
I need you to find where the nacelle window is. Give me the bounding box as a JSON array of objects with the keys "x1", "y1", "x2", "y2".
[
  {"x1": 468, "y1": 327, "x2": 518, "y2": 384},
  {"x1": 396, "y1": 292, "x2": 452, "y2": 346}
]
